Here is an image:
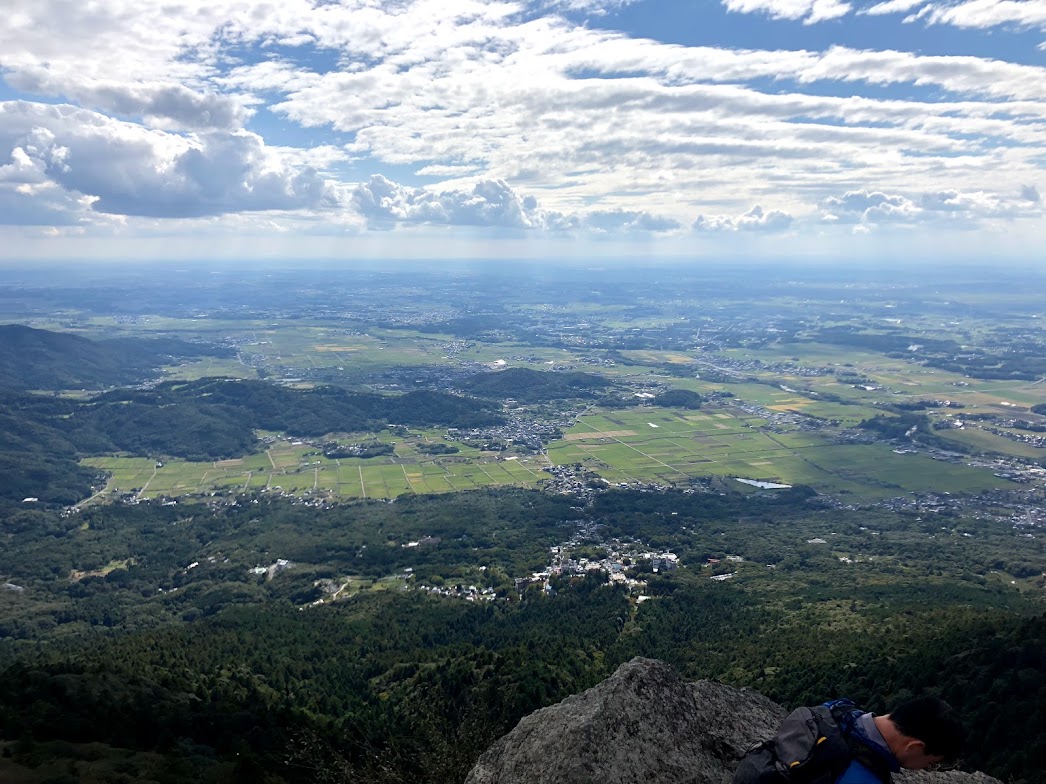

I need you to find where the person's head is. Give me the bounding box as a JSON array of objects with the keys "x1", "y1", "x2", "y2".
[{"x1": 881, "y1": 696, "x2": 964, "y2": 769}]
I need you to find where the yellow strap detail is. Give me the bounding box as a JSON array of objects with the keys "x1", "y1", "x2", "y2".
[
  {"x1": 817, "y1": 737, "x2": 828, "y2": 745},
  {"x1": 790, "y1": 761, "x2": 802, "y2": 768}
]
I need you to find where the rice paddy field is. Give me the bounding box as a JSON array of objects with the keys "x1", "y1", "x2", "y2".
[
  {"x1": 80, "y1": 396, "x2": 1024, "y2": 504},
  {"x1": 29, "y1": 300, "x2": 1045, "y2": 503},
  {"x1": 547, "y1": 406, "x2": 1017, "y2": 498},
  {"x1": 718, "y1": 341, "x2": 1046, "y2": 415},
  {"x1": 82, "y1": 430, "x2": 547, "y2": 501}
]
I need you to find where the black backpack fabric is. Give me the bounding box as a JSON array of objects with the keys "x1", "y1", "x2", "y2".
[{"x1": 732, "y1": 700, "x2": 891, "y2": 784}]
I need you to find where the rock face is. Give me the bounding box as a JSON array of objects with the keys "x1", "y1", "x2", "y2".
[
  {"x1": 465, "y1": 657, "x2": 1000, "y2": 784},
  {"x1": 466, "y1": 657, "x2": 785, "y2": 784}
]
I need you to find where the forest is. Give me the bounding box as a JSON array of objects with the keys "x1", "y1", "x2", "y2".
[
  {"x1": 462, "y1": 367, "x2": 609, "y2": 403},
  {"x1": 0, "y1": 487, "x2": 1043, "y2": 783},
  {"x1": 0, "y1": 324, "x2": 234, "y2": 391}
]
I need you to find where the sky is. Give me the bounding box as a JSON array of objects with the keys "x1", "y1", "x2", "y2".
[{"x1": 0, "y1": 0, "x2": 1044, "y2": 262}]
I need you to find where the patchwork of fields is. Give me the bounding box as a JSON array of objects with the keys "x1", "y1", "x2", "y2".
[
  {"x1": 83, "y1": 435, "x2": 546, "y2": 501},
  {"x1": 58, "y1": 318, "x2": 1040, "y2": 504},
  {"x1": 82, "y1": 404, "x2": 1019, "y2": 503},
  {"x1": 548, "y1": 407, "x2": 1016, "y2": 498}
]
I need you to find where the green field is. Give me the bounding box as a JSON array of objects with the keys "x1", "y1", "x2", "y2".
[
  {"x1": 935, "y1": 426, "x2": 1046, "y2": 460},
  {"x1": 548, "y1": 406, "x2": 1017, "y2": 498},
  {"x1": 27, "y1": 298, "x2": 1044, "y2": 507},
  {"x1": 82, "y1": 404, "x2": 1020, "y2": 503},
  {"x1": 717, "y1": 341, "x2": 1046, "y2": 414},
  {"x1": 82, "y1": 432, "x2": 546, "y2": 502}
]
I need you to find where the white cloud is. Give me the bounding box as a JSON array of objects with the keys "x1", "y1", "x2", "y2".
[
  {"x1": 808, "y1": 0, "x2": 855, "y2": 21},
  {"x1": 537, "y1": 0, "x2": 640, "y2": 13},
  {"x1": 923, "y1": 0, "x2": 1046, "y2": 31},
  {"x1": 6, "y1": 68, "x2": 250, "y2": 131},
  {"x1": 821, "y1": 187, "x2": 1043, "y2": 226},
  {"x1": 0, "y1": 183, "x2": 89, "y2": 226},
  {"x1": 0, "y1": 101, "x2": 338, "y2": 218},
  {"x1": 861, "y1": 0, "x2": 926, "y2": 14},
  {"x1": 721, "y1": 0, "x2": 853, "y2": 22},
  {"x1": 733, "y1": 0, "x2": 1045, "y2": 30},
  {"x1": 349, "y1": 174, "x2": 682, "y2": 235},
  {"x1": 352, "y1": 175, "x2": 546, "y2": 229},
  {"x1": 581, "y1": 209, "x2": 681, "y2": 233},
  {"x1": 694, "y1": 205, "x2": 795, "y2": 232},
  {"x1": 0, "y1": 0, "x2": 1044, "y2": 252}
]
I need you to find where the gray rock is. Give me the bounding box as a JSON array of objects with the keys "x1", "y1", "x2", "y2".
[
  {"x1": 466, "y1": 657, "x2": 1000, "y2": 784},
  {"x1": 897, "y1": 773, "x2": 1001, "y2": 784},
  {"x1": 465, "y1": 657, "x2": 785, "y2": 784}
]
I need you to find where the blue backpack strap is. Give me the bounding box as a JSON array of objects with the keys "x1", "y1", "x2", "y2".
[
  {"x1": 824, "y1": 699, "x2": 862, "y2": 736},
  {"x1": 823, "y1": 700, "x2": 892, "y2": 784}
]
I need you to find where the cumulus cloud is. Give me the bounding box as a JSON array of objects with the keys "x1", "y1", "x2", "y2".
[
  {"x1": 823, "y1": 189, "x2": 910, "y2": 214},
  {"x1": 6, "y1": 68, "x2": 249, "y2": 130},
  {"x1": 0, "y1": 101, "x2": 337, "y2": 219},
  {"x1": 0, "y1": 184, "x2": 87, "y2": 226},
  {"x1": 693, "y1": 205, "x2": 795, "y2": 232},
  {"x1": 0, "y1": 144, "x2": 50, "y2": 185},
  {"x1": 918, "y1": 188, "x2": 1039, "y2": 219},
  {"x1": 352, "y1": 175, "x2": 544, "y2": 229},
  {"x1": 581, "y1": 209, "x2": 681, "y2": 233},
  {"x1": 350, "y1": 174, "x2": 681, "y2": 235},
  {"x1": 822, "y1": 189, "x2": 923, "y2": 223},
  {"x1": 821, "y1": 187, "x2": 1042, "y2": 226},
  {"x1": 1, "y1": 0, "x2": 1045, "y2": 247}
]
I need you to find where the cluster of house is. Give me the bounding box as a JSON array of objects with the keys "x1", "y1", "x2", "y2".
[
  {"x1": 249, "y1": 558, "x2": 293, "y2": 580},
  {"x1": 446, "y1": 409, "x2": 571, "y2": 454},
  {"x1": 731, "y1": 399, "x2": 830, "y2": 432},
  {"x1": 419, "y1": 582, "x2": 498, "y2": 602}
]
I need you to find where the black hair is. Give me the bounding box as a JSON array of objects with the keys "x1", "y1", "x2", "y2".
[{"x1": 890, "y1": 696, "x2": 964, "y2": 762}]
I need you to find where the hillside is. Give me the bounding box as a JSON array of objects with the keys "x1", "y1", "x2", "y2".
[
  {"x1": 0, "y1": 489, "x2": 1042, "y2": 783},
  {"x1": 0, "y1": 324, "x2": 233, "y2": 390}
]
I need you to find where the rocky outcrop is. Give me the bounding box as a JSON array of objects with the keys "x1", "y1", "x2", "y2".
[
  {"x1": 466, "y1": 657, "x2": 784, "y2": 784},
  {"x1": 465, "y1": 657, "x2": 999, "y2": 784}
]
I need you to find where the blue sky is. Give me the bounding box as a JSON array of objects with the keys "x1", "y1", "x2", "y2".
[{"x1": 0, "y1": 0, "x2": 1043, "y2": 261}]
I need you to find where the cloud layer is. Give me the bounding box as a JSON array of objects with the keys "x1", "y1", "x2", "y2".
[{"x1": 0, "y1": 0, "x2": 1042, "y2": 252}]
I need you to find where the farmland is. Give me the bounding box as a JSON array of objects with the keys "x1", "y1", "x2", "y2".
[
  {"x1": 548, "y1": 405, "x2": 1015, "y2": 498},
  {"x1": 82, "y1": 430, "x2": 547, "y2": 501},
  {"x1": 3, "y1": 262, "x2": 1042, "y2": 506},
  {"x1": 80, "y1": 400, "x2": 1018, "y2": 502}
]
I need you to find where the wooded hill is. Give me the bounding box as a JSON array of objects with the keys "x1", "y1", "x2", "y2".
[
  {"x1": 0, "y1": 324, "x2": 234, "y2": 390},
  {"x1": 0, "y1": 378, "x2": 503, "y2": 504},
  {"x1": 463, "y1": 367, "x2": 608, "y2": 403}
]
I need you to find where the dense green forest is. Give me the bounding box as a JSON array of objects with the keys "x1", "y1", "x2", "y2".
[
  {"x1": 0, "y1": 324, "x2": 233, "y2": 390},
  {"x1": 0, "y1": 379, "x2": 502, "y2": 503},
  {"x1": 653, "y1": 389, "x2": 703, "y2": 409},
  {"x1": 0, "y1": 487, "x2": 1042, "y2": 783},
  {"x1": 462, "y1": 367, "x2": 609, "y2": 403}
]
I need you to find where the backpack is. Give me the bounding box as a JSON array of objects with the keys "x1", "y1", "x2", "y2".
[{"x1": 732, "y1": 700, "x2": 891, "y2": 784}]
